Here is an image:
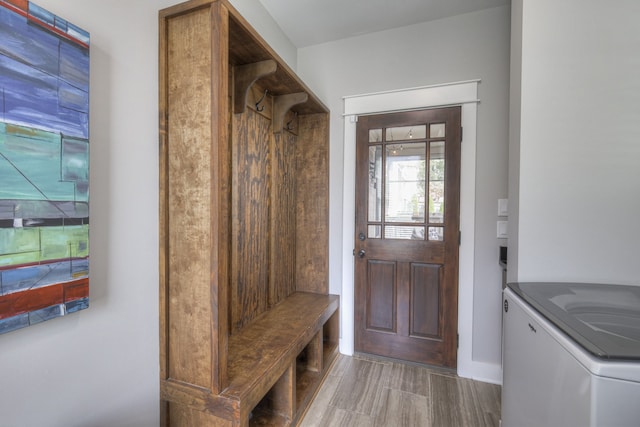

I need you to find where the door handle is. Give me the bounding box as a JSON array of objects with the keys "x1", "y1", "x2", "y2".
[{"x1": 358, "y1": 249, "x2": 366, "y2": 258}]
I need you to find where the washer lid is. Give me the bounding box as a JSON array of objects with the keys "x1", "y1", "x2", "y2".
[{"x1": 508, "y1": 282, "x2": 640, "y2": 361}]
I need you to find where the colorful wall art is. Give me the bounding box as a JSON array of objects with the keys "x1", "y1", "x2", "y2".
[{"x1": 0, "y1": 0, "x2": 90, "y2": 334}]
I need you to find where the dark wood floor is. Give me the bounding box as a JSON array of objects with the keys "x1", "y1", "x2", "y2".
[{"x1": 300, "y1": 354, "x2": 501, "y2": 427}]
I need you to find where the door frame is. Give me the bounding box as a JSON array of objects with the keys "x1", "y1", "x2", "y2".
[{"x1": 341, "y1": 80, "x2": 479, "y2": 379}]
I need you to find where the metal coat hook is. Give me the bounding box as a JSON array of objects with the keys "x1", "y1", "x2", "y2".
[
  {"x1": 285, "y1": 111, "x2": 297, "y2": 131},
  {"x1": 255, "y1": 89, "x2": 268, "y2": 112}
]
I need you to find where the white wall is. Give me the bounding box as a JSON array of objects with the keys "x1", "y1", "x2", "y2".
[
  {"x1": 512, "y1": 0, "x2": 640, "y2": 284},
  {"x1": 297, "y1": 5, "x2": 511, "y2": 377},
  {"x1": 0, "y1": 1, "x2": 290, "y2": 426},
  {"x1": 507, "y1": 0, "x2": 522, "y2": 283},
  {"x1": 0, "y1": 1, "x2": 172, "y2": 425},
  {"x1": 228, "y1": 0, "x2": 297, "y2": 69}
]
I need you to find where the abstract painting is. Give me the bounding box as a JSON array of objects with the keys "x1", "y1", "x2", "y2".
[{"x1": 0, "y1": 0, "x2": 90, "y2": 334}]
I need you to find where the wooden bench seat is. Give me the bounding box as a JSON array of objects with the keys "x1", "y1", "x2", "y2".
[
  {"x1": 224, "y1": 292, "x2": 339, "y2": 424},
  {"x1": 160, "y1": 292, "x2": 339, "y2": 426}
]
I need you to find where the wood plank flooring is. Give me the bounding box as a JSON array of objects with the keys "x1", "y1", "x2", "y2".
[{"x1": 300, "y1": 354, "x2": 501, "y2": 427}]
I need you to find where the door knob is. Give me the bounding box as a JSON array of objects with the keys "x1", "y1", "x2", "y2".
[{"x1": 358, "y1": 249, "x2": 366, "y2": 258}]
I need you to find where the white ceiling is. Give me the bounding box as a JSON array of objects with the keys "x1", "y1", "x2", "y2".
[{"x1": 258, "y1": 0, "x2": 510, "y2": 48}]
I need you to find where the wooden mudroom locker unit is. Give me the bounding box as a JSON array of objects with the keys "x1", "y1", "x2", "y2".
[{"x1": 158, "y1": 1, "x2": 338, "y2": 425}]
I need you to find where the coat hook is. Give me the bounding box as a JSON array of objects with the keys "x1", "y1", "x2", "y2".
[
  {"x1": 285, "y1": 111, "x2": 298, "y2": 131},
  {"x1": 256, "y1": 89, "x2": 268, "y2": 112}
]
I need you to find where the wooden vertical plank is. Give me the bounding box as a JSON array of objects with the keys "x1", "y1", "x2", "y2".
[
  {"x1": 158, "y1": 6, "x2": 169, "y2": 390},
  {"x1": 295, "y1": 113, "x2": 330, "y2": 294},
  {"x1": 165, "y1": 5, "x2": 214, "y2": 390},
  {"x1": 160, "y1": 400, "x2": 168, "y2": 427},
  {"x1": 306, "y1": 331, "x2": 322, "y2": 373},
  {"x1": 271, "y1": 362, "x2": 295, "y2": 421},
  {"x1": 322, "y1": 310, "x2": 340, "y2": 367},
  {"x1": 210, "y1": 0, "x2": 230, "y2": 393},
  {"x1": 270, "y1": 131, "x2": 297, "y2": 307},
  {"x1": 231, "y1": 107, "x2": 271, "y2": 332}
]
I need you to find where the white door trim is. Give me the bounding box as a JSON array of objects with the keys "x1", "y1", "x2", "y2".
[{"x1": 341, "y1": 80, "x2": 478, "y2": 378}]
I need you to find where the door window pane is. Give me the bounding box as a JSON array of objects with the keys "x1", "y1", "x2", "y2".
[
  {"x1": 385, "y1": 143, "x2": 426, "y2": 223},
  {"x1": 386, "y1": 125, "x2": 426, "y2": 142},
  {"x1": 430, "y1": 123, "x2": 445, "y2": 138},
  {"x1": 368, "y1": 225, "x2": 381, "y2": 239},
  {"x1": 368, "y1": 145, "x2": 382, "y2": 222},
  {"x1": 369, "y1": 129, "x2": 382, "y2": 142},
  {"x1": 428, "y1": 227, "x2": 444, "y2": 241},
  {"x1": 385, "y1": 226, "x2": 425, "y2": 240},
  {"x1": 428, "y1": 141, "x2": 445, "y2": 224}
]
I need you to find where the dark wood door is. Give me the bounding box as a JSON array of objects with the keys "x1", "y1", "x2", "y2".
[{"x1": 354, "y1": 107, "x2": 461, "y2": 368}]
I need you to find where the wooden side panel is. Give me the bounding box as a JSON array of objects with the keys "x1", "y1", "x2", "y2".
[
  {"x1": 321, "y1": 310, "x2": 339, "y2": 373},
  {"x1": 231, "y1": 107, "x2": 271, "y2": 332},
  {"x1": 210, "y1": 0, "x2": 231, "y2": 393},
  {"x1": 366, "y1": 260, "x2": 396, "y2": 332},
  {"x1": 270, "y1": 130, "x2": 297, "y2": 306},
  {"x1": 410, "y1": 263, "x2": 442, "y2": 338},
  {"x1": 295, "y1": 113, "x2": 329, "y2": 294},
  {"x1": 159, "y1": 7, "x2": 169, "y2": 394},
  {"x1": 305, "y1": 331, "x2": 322, "y2": 373},
  {"x1": 167, "y1": 402, "x2": 232, "y2": 427},
  {"x1": 265, "y1": 362, "x2": 295, "y2": 422},
  {"x1": 165, "y1": 6, "x2": 213, "y2": 389}
]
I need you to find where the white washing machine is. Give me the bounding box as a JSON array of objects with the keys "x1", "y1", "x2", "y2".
[{"x1": 502, "y1": 282, "x2": 640, "y2": 427}]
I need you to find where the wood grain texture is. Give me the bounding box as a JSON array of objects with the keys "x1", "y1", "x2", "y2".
[
  {"x1": 366, "y1": 260, "x2": 396, "y2": 332},
  {"x1": 430, "y1": 373, "x2": 502, "y2": 427},
  {"x1": 165, "y1": 6, "x2": 213, "y2": 389},
  {"x1": 270, "y1": 131, "x2": 297, "y2": 306},
  {"x1": 210, "y1": 0, "x2": 231, "y2": 394},
  {"x1": 300, "y1": 354, "x2": 501, "y2": 427},
  {"x1": 327, "y1": 357, "x2": 391, "y2": 415},
  {"x1": 231, "y1": 107, "x2": 271, "y2": 332},
  {"x1": 168, "y1": 401, "x2": 233, "y2": 427},
  {"x1": 354, "y1": 108, "x2": 461, "y2": 368},
  {"x1": 410, "y1": 263, "x2": 441, "y2": 338},
  {"x1": 246, "y1": 82, "x2": 273, "y2": 119},
  {"x1": 376, "y1": 389, "x2": 431, "y2": 427},
  {"x1": 226, "y1": 293, "x2": 339, "y2": 404},
  {"x1": 273, "y1": 93, "x2": 308, "y2": 133},
  {"x1": 226, "y1": 14, "x2": 327, "y2": 116},
  {"x1": 161, "y1": 379, "x2": 237, "y2": 421},
  {"x1": 160, "y1": 1, "x2": 332, "y2": 425},
  {"x1": 439, "y1": 107, "x2": 462, "y2": 368},
  {"x1": 261, "y1": 361, "x2": 295, "y2": 422},
  {"x1": 158, "y1": 5, "x2": 169, "y2": 388},
  {"x1": 161, "y1": 0, "x2": 230, "y2": 398},
  {"x1": 295, "y1": 113, "x2": 330, "y2": 294},
  {"x1": 233, "y1": 60, "x2": 277, "y2": 114},
  {"x1": 322, "y1": 311, "x2": 339, "y2": 367},
  {"x1": 283, "y1": 110, "x2": 299, "y2": 135}
]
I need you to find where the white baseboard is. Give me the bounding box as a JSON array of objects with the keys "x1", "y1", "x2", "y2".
[{"x1": 466, "y1": 360, "x2": 503, "y2": 385}]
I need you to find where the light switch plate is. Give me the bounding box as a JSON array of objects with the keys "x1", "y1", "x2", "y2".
[
  {"x1": 497, "y1": 220, "x2": 508, "y2": 238},
  {"x1": 498, "y1": 198, "x2": 508, "y2": 217}
]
